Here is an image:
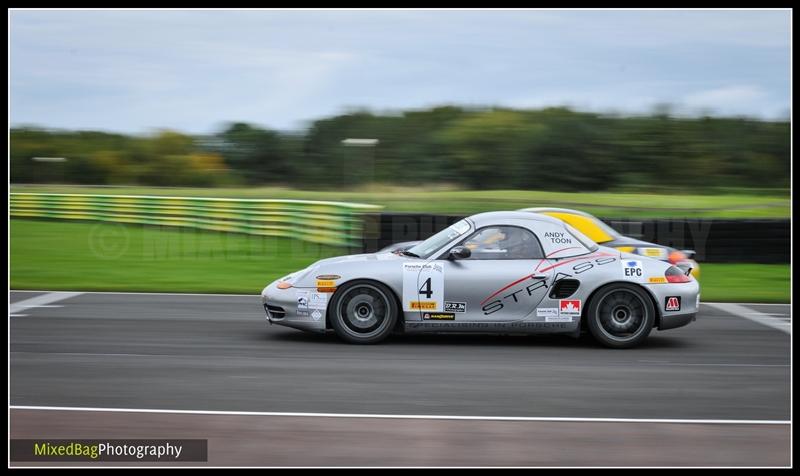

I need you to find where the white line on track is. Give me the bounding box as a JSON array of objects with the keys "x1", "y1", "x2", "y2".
[
  {"x1": 9, "y1": 292, "x2": 84, "y2": 315},
  {"x1": 9, "y1": 405, "x2": 789, "y2": 425},
  {"x1": 704, "y1": 302, "x2": 791, "y2": 334}
]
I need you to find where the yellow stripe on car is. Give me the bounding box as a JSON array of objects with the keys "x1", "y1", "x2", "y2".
[{"x1": 540, "y1": 212, "x2": 614, "y2": 243}]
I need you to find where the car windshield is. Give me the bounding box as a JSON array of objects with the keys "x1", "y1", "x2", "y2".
[{"x1": 407, "y1": 219, "x2": 472, "y2": 259}]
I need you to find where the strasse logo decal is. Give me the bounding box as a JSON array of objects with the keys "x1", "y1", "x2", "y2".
[
  {"x1": 559, "y1": 299, "x2": 581, "y2": 317},
  {"x1": 481, "y1": 280, "x2": 547, "y2": 316},
  {"x1": 665, "y1": 296, "x2": 681, "y2": 312}
]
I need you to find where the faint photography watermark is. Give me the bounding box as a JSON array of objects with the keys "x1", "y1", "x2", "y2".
[
  {"x1": 608, "y1": 219, "x2": 712, "y2": 260},
  {"x1": 82, "y1": 214, "x2": 756, "y2": 266},
  {"x1": 88, "y1": 222, "x2": 130, "y2": 259},
  {"x1": 86, "y1": 222, "x2": 342, "y2": 262}
]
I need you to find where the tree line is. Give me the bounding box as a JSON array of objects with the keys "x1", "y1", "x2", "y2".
[{"x1": 10, "y1": 106, "x2": 790, "y2": 191}]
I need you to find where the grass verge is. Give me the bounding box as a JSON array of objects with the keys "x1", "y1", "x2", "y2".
[
  {"x1": 697, "y1": 263, "x2": 790, "y2": 303},
  {"x1": 10, "y1": 219, "x2": 340, "y2": 294}
]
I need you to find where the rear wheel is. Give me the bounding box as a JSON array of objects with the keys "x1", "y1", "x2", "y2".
[
  {"x1": 586, "y1": 283, "x2": 655, "y2": 348},
  {"x1": 329, "y1": 280, "x2": 398, "y2": 344}
]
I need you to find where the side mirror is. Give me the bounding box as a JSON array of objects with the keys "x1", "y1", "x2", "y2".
[{"x1": 448, "y1": 246, "x2": 471, "y2": 260}]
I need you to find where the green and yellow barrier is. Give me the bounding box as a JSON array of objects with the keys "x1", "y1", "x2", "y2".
[{"x1": 10, "y1": 193, "x2": 381, "y2": 247}]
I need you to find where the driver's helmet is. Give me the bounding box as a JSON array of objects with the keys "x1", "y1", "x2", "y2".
[{"x1": 466, "y1": 228, "x2": 506, "y2": 250}]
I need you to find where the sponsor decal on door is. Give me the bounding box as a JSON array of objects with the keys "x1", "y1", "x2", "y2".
[
  {"x1": 559, "y1": 299, "x2": 581, "y2": 318},
  {"x1": 445, "y1": 301, "x2": 466, "y2": 313},
  {"x1": 539, "y1": 307, "x2": 572, "y2": 322}
]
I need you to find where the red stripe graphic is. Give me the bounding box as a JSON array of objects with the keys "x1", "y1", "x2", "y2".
[
  {"x1": 480, "y1": 252, "x2": 615, "y2": 306},
  {"x1": 546, "y1": 246, "x2": 581, "y2": 258},
  {"x1": 537, "y1": 256, "x2": 588, "y2": 273},
  {"x1": 480, "y1": 274, "x2": 537, "y2": 306}
]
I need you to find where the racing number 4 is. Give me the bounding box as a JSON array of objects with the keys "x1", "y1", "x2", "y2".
[
  {"x1": 418, "y1": 277, "x2": 433, "y2": 299},
  {"x1": 402, "y1": 262, "x2": 445, "y2": 312}
]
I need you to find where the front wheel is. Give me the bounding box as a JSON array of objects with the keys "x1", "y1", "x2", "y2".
[
  {"x1": 586, "y1": 283, "x2": 655, "y2": 348},
  {"x1": 329, "y1": 280, "x2": 398, "y2": 344}
]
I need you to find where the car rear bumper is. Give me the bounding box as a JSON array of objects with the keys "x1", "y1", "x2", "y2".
[
  {"x1": 658, "y1": 312, "x2": 696, "y2": 330},
  {"x1": 644, "y1": 279, "x2": 700, "y2": 331}
]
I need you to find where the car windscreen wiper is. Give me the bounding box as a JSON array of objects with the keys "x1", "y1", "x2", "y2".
[{"x1": 399, "y1": 250, "x2": 420, "y2": 258}]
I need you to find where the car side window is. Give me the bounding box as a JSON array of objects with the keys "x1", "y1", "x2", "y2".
[{"x1": 459, "y1": 226, "x2": 544, "y2": 260}]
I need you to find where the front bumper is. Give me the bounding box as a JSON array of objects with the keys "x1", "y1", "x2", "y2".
[{"x1": 261, "y1": 281, "x2": 327, "y2": 333}]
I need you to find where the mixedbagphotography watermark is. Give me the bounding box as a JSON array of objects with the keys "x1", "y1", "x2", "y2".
[
  {"x1": 82, "y1": 214, "x2": 720, "y2": 263},
  {"x1": 84, "y1": 223, "x2": 350, "y2": 262},
  {"x1": 88, "y1": 222, "x2": 131, "y2": 259},
  {"x1": 607, "y1": 218, "x2": 712, "y2": 260},
  {"x1": 10, "y1": 439, "x2": 207, "y2": 462}
]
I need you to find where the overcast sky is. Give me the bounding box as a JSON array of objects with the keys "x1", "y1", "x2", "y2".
[{"x1": 10, "y1": 9, "x2": 792, "y2": 134}]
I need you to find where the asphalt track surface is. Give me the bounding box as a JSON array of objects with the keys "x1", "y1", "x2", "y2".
[{"x1": 9, "y1": 291, "x2": 792, "y2": 466}]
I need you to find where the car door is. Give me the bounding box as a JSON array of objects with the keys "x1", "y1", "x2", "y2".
[{"x1": 435, "y1": 225, "x2": 554, "y2": 322}]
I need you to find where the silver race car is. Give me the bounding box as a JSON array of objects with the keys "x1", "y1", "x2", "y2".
[{"x1": 261, "y1": 211, "x2": 699, "y2": 348}]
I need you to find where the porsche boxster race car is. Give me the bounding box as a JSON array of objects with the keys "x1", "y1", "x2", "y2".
[{"x1": 261, "y1": 211, "x2": 699, "y2": 348}]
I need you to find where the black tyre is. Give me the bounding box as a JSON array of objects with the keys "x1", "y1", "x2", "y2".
[
  {"x1": 586, "y1": 283, "x2": 655, "y2": 349},
  {"x1": 329, "y1": 280, "x2": 398, "y2": 344}
]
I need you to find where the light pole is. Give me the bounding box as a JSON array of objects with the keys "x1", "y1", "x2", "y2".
[{"x1": 341, "y1": 138, "x2": 378, "y2": 187}]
